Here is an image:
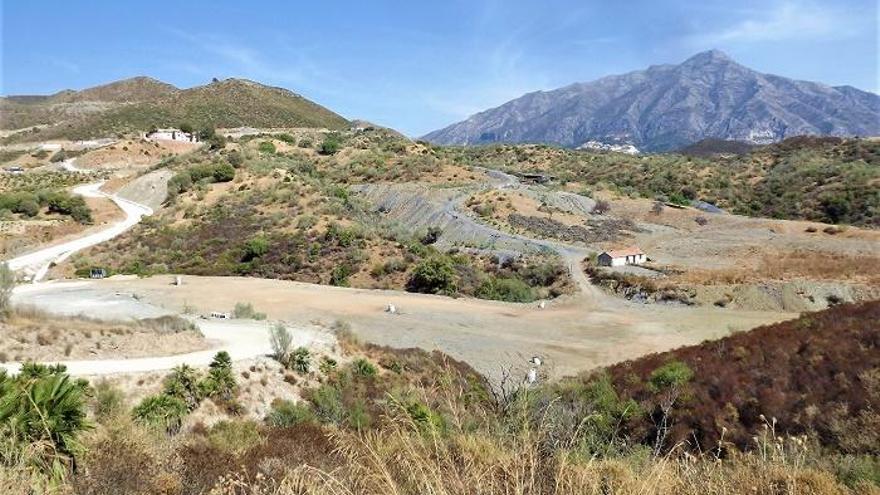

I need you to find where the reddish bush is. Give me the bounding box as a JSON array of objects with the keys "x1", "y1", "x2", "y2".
[{"x1": 604, "y1": 301, "x2": 880, "y2": 454}]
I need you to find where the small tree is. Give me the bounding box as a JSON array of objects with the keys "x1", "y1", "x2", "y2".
[
  {"x1": 0, "y1": 263, "x2": 15, "y2": 318},
  {"x1": 651, "y1": 201, "x2": 664, "y2": 215},
  {"x1": 407, "y1": 256, "x2": 456, "y2": 294},
  {"x1": 269, "y1": 323, "x2": 293, "y2": 361}
]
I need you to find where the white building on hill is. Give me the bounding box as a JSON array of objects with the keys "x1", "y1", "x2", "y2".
[
  {"x1": 597, "y1": 247, "x2": 646, "y2": 267},
  {"x1": 145, "y1": 128, "x2": 199, "y2": 143}
]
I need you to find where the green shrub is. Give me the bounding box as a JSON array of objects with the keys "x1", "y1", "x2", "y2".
[
  {"x1": 266, "y1": 399, "x2": 314, "y2": 427},
  {"x1": 242, "y1": 235, "x2": 270, "y2": 261},
  {"x1": 477, "y1": 277, "x2": 534, "y2": 302},
  {"x1": 407, "y1": 256, "x2": 456, "y2": 294},
  {"x1": 43, "y1": 191, "x2": 92, "y2": 224},
  {"x1": 289, "y1": 347, "x2": 311, "y2": 374},
  {"x1": 406, "y1": 401, "x2": 444, "y2": 433},
  {"x1": 162, "y1": 364, "x2": 202, "y2": 410},
  {"x1": 351, "y1": 358, "x2": 377, "y2": 378},
  {"x1": 310, "y1": 384, "x2": 345, "y2": 424},
  {"x1": 199, "y1": 351, "x2": 236, "y2": 401},
  {"x1": 233, "y1": 302, "x2": 266, "y2": 320},
  {"x1": 330, "y1": 264, "x2": 352, "y2": 287},
  {"x1": 319, "y1": 356, "x2": 338, "y2": 375},
  {"x1": 258, "y1": 141, "x2": 276, "y2": 154},
  {"x1": 206, "y1": 420, "x2": 263, "y2": 456},
  {"x1": 276, "y1": 133, "x2": 296, "y2": 144},
  {"x1": 0, "y1": 366, "x2": 91, "y2": 471},
  {"x1": 319, "y1": 134, "x2": 341, "y2": 155},
  {"x1": 226, "y1": 150, "x2": 244, "y2": 168},
  {"x1": 132, "y1": 394, "x2": 188, "y2": 433},
  {"x1": 648, "y1": 361, "x2": 694, "y2": 391}
]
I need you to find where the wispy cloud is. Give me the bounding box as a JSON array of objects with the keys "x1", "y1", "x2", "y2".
[
  {"x1": 689, "y1": 1, "x2": 866, "y2": 45},
  {"x1": 160, "y1": 26, "x2": 326, "y2": 90},
  {"x1": 47, "y1": 57, "x2": 80, "y2": 74}
]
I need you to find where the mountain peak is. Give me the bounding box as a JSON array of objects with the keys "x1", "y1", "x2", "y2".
[
  {"x1": 423, "y1": 50, "x2": 880, "y2": 151},
  {"x1": 682, "y1": 49, "x2": 735, "y2": 66}
]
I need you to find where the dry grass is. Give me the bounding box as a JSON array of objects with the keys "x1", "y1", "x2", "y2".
[
  {"x1": 203, "y1": 420, "x2": 860, "y2": 495},
  {"x1": 0, "y1": 307, "x2": 206, "y2": 362},
  {"x1": 674, "y1": 250, "x2": 880, "y2": 286}
]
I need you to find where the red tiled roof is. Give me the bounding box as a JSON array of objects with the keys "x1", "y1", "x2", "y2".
[{"x1": 602, "y1": 246, "x2": 644, "y2": 258}]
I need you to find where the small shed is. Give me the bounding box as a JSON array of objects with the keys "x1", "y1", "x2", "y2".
[{"x1": 597, "y1": 247, "x2": 646, "y2": 267}]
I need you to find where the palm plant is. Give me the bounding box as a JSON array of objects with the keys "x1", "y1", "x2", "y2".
[
  {"x1": 200, "y1": 351, "x2": 237, "y2": 401},
  {"x1": 162, "y1": 364, "x2": 202, "y2": 411},
  {"x1": 0, "y1": 367, "x2": 91, "y2": 480},
  {"x1": 132, "y1": 394, "x2": 188, "y2": 434}
]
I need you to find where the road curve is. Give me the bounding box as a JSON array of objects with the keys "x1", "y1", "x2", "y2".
[
  {"x1": 0, "y1": 315, "x2": 331, "y2": 377},
  {"x1": 5, "y1": 181, "x2": 153, "y2": 282}
]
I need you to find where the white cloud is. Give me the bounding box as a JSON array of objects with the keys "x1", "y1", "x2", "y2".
[{"x1": 690, "y1": 1, "x2": 865, "y2": 44}]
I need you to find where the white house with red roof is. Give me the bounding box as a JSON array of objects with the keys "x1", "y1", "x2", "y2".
[{"x1": 597, "y1": 246, "x2": 646, "y2": 267}]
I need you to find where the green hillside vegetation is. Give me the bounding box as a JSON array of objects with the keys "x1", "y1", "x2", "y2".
[
  {"x1": 78, "y1": 129, "x2": 572, "y2": 301},
  {"x1": 1, "y1": 78, "x2": 349, "y2": 143},
  {"x1": 440, "y1": 136, "x2": 880, "y2": 227}
]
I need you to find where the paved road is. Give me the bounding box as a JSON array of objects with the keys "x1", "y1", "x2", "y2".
[{"x1": 5, "y1": 181, "x2": 152, "y2": 281}]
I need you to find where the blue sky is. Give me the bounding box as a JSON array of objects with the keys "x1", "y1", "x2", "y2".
[{"x1": 1, "y1": 0, "x2": 877, "y2": 136}]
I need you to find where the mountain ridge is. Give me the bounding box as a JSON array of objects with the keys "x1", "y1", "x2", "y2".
[
  {"x1": 423, "y1": 50, "x2": 880, "y2": 151},
  {"x1": 0, "y1": 77, "x2": 350, "y2": 141}
]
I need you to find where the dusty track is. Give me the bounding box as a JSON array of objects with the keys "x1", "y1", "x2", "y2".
[{"x1": 64, "y1": 275, "x2": 791, "y2": 379}]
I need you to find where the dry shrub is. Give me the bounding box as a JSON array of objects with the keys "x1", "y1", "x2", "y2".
[
  {"x1": 677, "y1": 250, "x2": 880, "y2": 286},
  {"x1": 72, "y1": 415, "x2": 173, "y2": 495},
  {"x1": 205, "y1": 422, "x2": 857, "y2": 495}
]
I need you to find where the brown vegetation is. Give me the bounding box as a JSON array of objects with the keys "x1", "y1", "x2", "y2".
[
  {"x1": 604, "y1": 300, "x2": 880, "y2": 454},
  {"x1": 0, "y1": 307, "x2": 205, "y2": 361}
]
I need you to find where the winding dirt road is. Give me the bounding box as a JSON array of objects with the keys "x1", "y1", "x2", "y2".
[
  {"x1": 6, "y1": 181, "x2": 152, "y2": 282},
  {"x1": 3, "y1": 167, "x2": 795, "y2": 379}
]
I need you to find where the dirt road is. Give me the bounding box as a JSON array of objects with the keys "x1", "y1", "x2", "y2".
[
  {"x1": 71, "y1": 275, "x2": 791, "y2": 379},
  {"x1": 5, "y1": 181, "x2": 152, "y2": 281},
  {"x1": 0, "y1": 314, "x2": 332, "y2": 376}
]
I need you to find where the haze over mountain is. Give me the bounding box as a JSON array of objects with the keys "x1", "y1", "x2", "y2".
[
  {"x1": 423, "y1": 50, "x2": 880, "y2": 152},
  {"x1": 0, "y1": 76, "x2": 349, "y2": 142}
]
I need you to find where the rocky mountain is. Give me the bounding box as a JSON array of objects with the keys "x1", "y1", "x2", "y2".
[
  {"x1": 1, "y1": 77, "x2": 349, "y2": 142},
  {"x1": 423, "y1": 50, "x2": 880, "y2": 152}
]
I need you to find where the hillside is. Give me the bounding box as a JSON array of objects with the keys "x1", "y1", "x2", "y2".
[
  {"x1": 677, "y1": 138, "x2": 755, "y2": 157},
  {"x1": 439, "y1": 136, "x2": 880, "y2": 226},
  {"x1": 0, "y1": 77, "x2": 349, "y2": 141},
  {"x1": 424, "y1": 50, "x2": 880, "y2": 151},
  {"x1": 601, "y1": 300, "x2": 880, "y2": 455},
  {"x1": 75, "y1": 128, "x2": 573, "y2": 302}
]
